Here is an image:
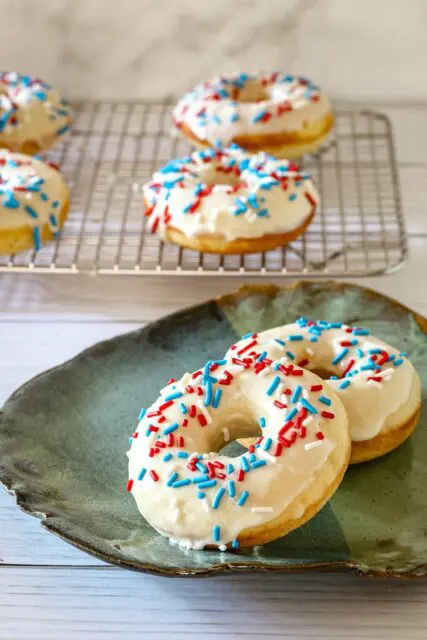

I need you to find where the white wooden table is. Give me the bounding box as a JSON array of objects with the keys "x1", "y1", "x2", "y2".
[{"x1": 1, "y1": 105, "x2": 427, "y2": 639}]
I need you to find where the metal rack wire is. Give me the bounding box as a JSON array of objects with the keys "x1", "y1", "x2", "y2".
[{"x1": 0, "y1": 102, "x2": 407, "y2": 276}]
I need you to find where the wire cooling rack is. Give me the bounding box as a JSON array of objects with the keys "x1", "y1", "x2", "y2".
[{"x1": 0, "y1": 102, "x2": 407, "y2": 276}]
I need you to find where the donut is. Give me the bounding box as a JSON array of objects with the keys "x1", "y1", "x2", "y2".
[
  {"x1": 143, "y1": 145, "x2": 318, "y2": 255},
  {"x1": 0, "y1": 71, "x2": 72, "y2": 154},
  {"x1": 229, "y1": 318, "x2": 422, "y2": 464},
  {"x1": 0, "y1": 150, "x2": 69, "y2": 255},
  {"x1": 173, "y1": 72, "x2": 333, "y2": 158},
  {"x1": 127, "y1": 350, "x2": 350, "y2": 550}
]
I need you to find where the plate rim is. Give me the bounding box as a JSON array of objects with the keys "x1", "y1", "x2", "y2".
[{"x1": 1, "y1": 279, "x2": 427, "y2": 578}]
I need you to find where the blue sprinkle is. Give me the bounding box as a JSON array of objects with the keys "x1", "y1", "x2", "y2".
[
  {"x1": 368, "y1": 348, "x2": 382, "y2": 355},
  {"x1": 138, "y1": 408, "x2": 146, "y2": 420},
  {"x1": 309, "y1": 336, "x2": 318, "y2": 343},
  {"x1": 388, "y1": 354, "x2": 396, "y2": 361},
  {"x1": 290, "y1": 385, "x2": 302, "y2": 404},
  {"x1": 212, "y1": 488, "x2": 226, "y2": 510},
  {"x1": 266, "y1": 376, "x2": 281, "y2": 396},
  {"x1": 273, "y1": 362, "x2": 281, "y2": 370},
  {"x1": 40, "y1": 192, "x2": 49, "y2": 201},
  {"x1": 172, "y1": 479, "x2": 191, "y2": 488},
  {"x1": 361, "y1": 363, "x2": 376, "y2": 371},
  {"x1": 49, "y1": 214, "x2": 58, "y2": 232},
  {"x1": 237, "y1": 491, "x2": 249, "y2": 507},
  {"x1": 197, "y1": 492, "x2": 206, "y2": 499},
  {"x1": 163, "y1": 453, "x2": 173, "y2": 462},
  {"x1": 3, "y1": 193, "x2": 20, "y2": 209},
  {"x1": 196, "y1": 461, "x2": 208, "y2": 473},
  {"x1": 286, "y1": 351, "x2": 296, "y2": 360},
  {"x1": 228, "y1": 480, "x2": 236, "y2": 497},
  {"x1": 400, "y1": 352, "x2": 408, "y2": 357},
  {"x1": 230, "y1": 112, "x2": 239, "y2": 123},
  {"x1": 329, "y1": 322, "x2": 343, "y2": 329},
  {"x1": 204, "y1": 381, "x2": 213, "y2": 407},
  {"x1": 52, "y1": 200, "x2": 60, "y2": 208},
  {"x1": 178, "y1": 451, "x2": 189, "y2": 459},
  {"x1": 288, "y1": 193, "x2": 297, "y2": 202},
  {"x1": 249, "y1": 453, "x2": 256, "y2": 463},
  {"x1": 285, "y1": 407, "x2": 298, "y2": 421},
  {"x1": 393, "y1": 358, "x2": 404, "y2": 367},
  {"x1": 227, "y1": 463, "x2": 235, "y2": 474},
  {"x1": 137, "y1": 468, "x2": 146, "y2": 481},
  {"x1": 300, "y1": 399, "x2": 318, "y2": 414},
  {"x1": 34, "y1": 90, "x2": 47, "y2": 101},
  {"x1": 192, "y1": 474, "x2": 210, "y2": 484},
  {"x1": 252, "y1": 110, "x2": 268, "y2": 123},
  {"x1": 332, "y1": 348, "x2": 349, "y2": 365},
  {"x1": 198, "y1": 479, "x2": 217, "y2": 489},
  {"x1": 33, "y1": 227, "x2": 41, "y2": 251},
  {"x1": 353, "y1": 328, "x2": 370, "y2": 336},
  {"x1": 57, "y1": 124, "x2": 71, "y2": 136},
  {"x1": 240, "y1": 456, "x2": 250, "y2": 472},
  {"x1": 339, "y1": 380, "x2": 351, "y2": 390},
  {"x1": 356, "y1": 348, "x2": 364, "y2": 358},
  {"x1": 215, "y1": 359, "x2": 227, "y2": 366},
  {"x1": 25, "y1": 205, "x2": 38, "y2": 219},
  {"x1": 212, "y1": 388, "x2": 222, "y2": 409},
  {"x1": 257, "y1": 351, "x2": 267, "y2": 362},
  {"x1": 241, "y1": 332, "x2": 254, "y2": 339},
  {"x1": 289, "y1": 335, "x2": 303, "y2": 341},
  {"x1": 251, "y1": 459, "x2": 267, "y2": 469},
  {"x1": 319, "y1": 395, "x2": 331, "y2": 406},
  {"x1": 263, "y1": 437, "x2": 272, "y2": 451},
  {"x1": 163, "y1": 423, "x2": 179, "y2": 435},
  {"x1": 180, "y1": 403, "x2": 188, "y2": 414},
  {"x1": 232, "y1": 539, "x2": 239, "y2": 549},
  {"x1": 164, "y1": 391, "x2": 184, "y2": 402},
  {"x1": 274, "y1": 338, "x2": 286, "y2": 346},
  {"x1": 330, "y1": 375, "x2": 338, "y2": 380},
  {"x1": 166, "y1": 472, "x2": 179, "y2": 487},
  {"x1": 212, "y1": 525, "x2": 221, "y2": 542}
]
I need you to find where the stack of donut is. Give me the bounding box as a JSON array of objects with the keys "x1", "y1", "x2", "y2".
[
  {"x1": 145, "y1": 71, "x2": 334, "y2": 254},
  {"x1": 127, "y1": 318, "x2": 421, "y2": 550},
  {"x1": 0, "y1": 71, "x2": 72, "y2": 255}
]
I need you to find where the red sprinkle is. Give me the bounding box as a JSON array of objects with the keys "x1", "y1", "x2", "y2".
[
  {"x1": 341, "y1": 358, "x2": 355, "y2": 378},
  {"x1": 189, "y1": 405, "x2": 196, "y2": 418},
  {"x1": 310, "y1": 384, "x2": 323, "y2": 392},
  {"x1": 159, "y1": 400, "x2": 173, "y2": 412},
  {"x1": 367, "y1": 376, "x2": 383, "y2": 383},
  {"x1": 178, "y1": 436, "x2": 185, "y2": 447},
  {"x1": 237, "y1": 470, "x2": 245, "y2": 482},
  {"x1": 158, "y1": 416, "x2": 166, "y2": 424},
  {"x1": 273, "y1": 442, "x2": 283, "y2": 457},
  {"x1": 150, "y1": 470, "x2": 159, "y2": 482},
  {"x1": 126, "y1": 479, "x2": 134, "y2": 492},
  {"x1": 166, "y1": 378, "x2": 176, "y2": 385},
  {"x1": 198, "y1": 414, "x2": 208, "y2": 427},
  {"x1": 298, "y1": 358, "x2": 309, "y2": 367},
  {"x1": 279, "y1": 420, "x2": 294, "y2": 436},
  {"x1": 149, "y1": 425, "x2": 159, "y2": 433},
  {"x1": 213, "y1": 461, "x2": 225, "y2": 469},
  {"x1": 248, "y1": 445, "x2": 255, "y2": 454},
  {"x1": 237, "y1": 339, "x2": 258, "y2": 355},
  {"x1": 185, "y1": 385, "x2": 195, "y2": 394},
  {"x1": 320, "y1": 411, "x2": 335, "y2": 420},
  {"x1": 274, "y1": 400, "x2": 287, "y2": 410},
  {"x1": 192, "y1": 370, "x2": 202, "y2": 379},
  {"x1": 316, "y1": 432, "x2": 325, "y2": 440},
  {"x1": 182, "y1": 419, "x2": 189, "y2": 427},
  {"x1": 300, "y1": 426, "x2": 307, "y2": 438},
  {"x1": 196, "y1": 387, "x2": 204, "y2": 396},
  {"x1": 167, "y1": 434, "x2": 175, "y2": 447}
]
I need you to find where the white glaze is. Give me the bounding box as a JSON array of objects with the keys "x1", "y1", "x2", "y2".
[
  {"x1": 0, "y1": 71, "x2": 72, "y2": 150},
  {"x1": 143, "y1": 146, "x2": 318, "y2": 241},
  {"x1": 228, "y1": 320, "x2": 421, "y2": 442},
  {"x1": 173, "y1": 72, "x2": 331, "y2": 146},
  {"x1": 0, "y1": 150, "x2": 68, "y2": 247},
  {"x1": 128, "y1": 345, "x2": 348, "y2": 550}
]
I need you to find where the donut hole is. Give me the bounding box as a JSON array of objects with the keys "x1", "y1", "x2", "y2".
[
  {"x1": 198, "y1": 164, "x2": 242, "y2": 187},
  {"x1": 210, "y1": 415, "x2": 262, "y2": 456},
  {"x1": 310, "y1": 367, "x2": 336, "y2": 380},
  {"x1": 236, "y1": 80, "x2": 270, "y2": 103}
]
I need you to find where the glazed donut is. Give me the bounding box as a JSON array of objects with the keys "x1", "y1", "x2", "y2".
[
  {"x1": 0, "y1": 71, "x2": 72, "y2": 154},
  {"x1": 143, "y1": 145, "x2": 318, "y2": 255},
  {"x1": 0, "y1": 150, "x2": 69, "y2": 255},
  {"x1": 173, "y1": 72, "x2": 334, "y2": 158},
  {"x1": 229, "y1": 318, "x2": 421, "y2": 464},
  {"x1": 127, "y1": 350, "x2": 350, "y2": 550}
]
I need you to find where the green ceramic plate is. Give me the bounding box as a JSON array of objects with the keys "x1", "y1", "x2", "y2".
[{"x1": 1, "y1": 282, "x2": 427, "y2": 577}]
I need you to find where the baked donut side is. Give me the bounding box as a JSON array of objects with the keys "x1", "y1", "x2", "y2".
[
  {"x1": 143, "y1": 146, "x2": 318, "y2": 255},
  {"x1": 127, "y1": 352, "x2": 350, "y2": 551},
  {"x1": 0, "y1": 151, "x2": 70, "y2": 255},
  {"x1": 173, "y1": 72, "x2": 333, "y2": 158},
  {"x1": 230, "y1": 319, "x2": 422, "y2": 464},
  {"x1": 0, "y1": 71, "x2": 72, "y2": 154}
]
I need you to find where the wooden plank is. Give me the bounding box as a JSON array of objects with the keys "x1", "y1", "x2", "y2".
[{"x1": 1, "y1": 567, "x2": 427, "y2": 640}]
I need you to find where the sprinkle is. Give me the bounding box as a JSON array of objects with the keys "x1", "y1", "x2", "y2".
[
  {"x1": 163, "y1": 422, "x2": 179, "y2": 435},
  {"x1": 319, "y1": 395, "x2": 331, "y2": 406},
  {"x1": 228, "y1": 480, "x2": 236, "y2": 497},
  {"x1": 204, "y1": 381, "x2": 213, "y2": 407},
  {"x1": 310, "y1": 384, "x2": 323, "y2": 392},
  {"x1": 166, "y1": 472, "x2": 179, "y2": 487},
  {"x1": 240, "y1": 456, "x2": 250, "y2": 472},
  {"x1": 289, "y1": 193, "x2": 297, "y2": 201},
  {"x1": 285, "y1": 407, "x2": 298, "y2": 421},
  {"x1": 197, "y1": 491, "x2": 205, "y2": 499},
  {"x1": 266, "y1": 376, "x2": 281, "y2": 396},
  {"x1": 290, "y1": 385, "x2": 302, "y2": 404},
  {"x1": 393, "y1": 358, "x2": 404, "y2": 367},
  {"x1": 227, "y1": 463, "x2": 235, "y2": 474},
  {"x1": 300, "y1": 399, "x2": 318, "y2": 414},
  {"x1": 164, "y1": 391, "x2": 184, "y2": 402},
  {"x1": 353, "y1": 328, "x2": 370, "y2": 336},
  {"x1": 258, "y1": 416, "x2": 266, "y2": 429},
  {"x1": 163, "y1": 453, "x2": 173, "y2": 462},
  {"x1": 286, "y1": 351, "x2": 296, "y2": 360},
  {"x1": 212, "y1": 388, "x2": 222, "y2": 409},
  {"x1": 356, "y1": 348, "x2": 364, "y2": 358},
  {"x1": 237, "y1": 490, "x2": 250, "y2": 506},
  {"x1": 212, "y1": 525, "x2": 221, "y2": 542},
  {"x1": 137, "y1": 468, "x2": 147, "y2": 481},
  {"x1": 263, "y1": 437, "x2": 273, "y2": 451},
  {"x1": 178, "y1": 451, "x2": 189, "y2": 459},
  {"x1": 251, "y1": 506, "x2": 273, "y2": 513},
  {"x1": 332, "y1": 348, "x2": 349, "y2": 365},
  {"x1": 212, "y1": 487, "x2": 226, "y2": 509},
  {"x1": 150, "y1": 470, "x2": 159, "y2": 482},
  {"x1": 305, "y1": 441, "x2": 324, "y2": 451},
  {"x1": 251, "y1": 459, "x2": 267, "y2": 469},
  {"x1": 192, "y1": 474, "x2": 210, "y2": 484},
  {"x1": 338, "y1": 380, "x2": 351, "y2": 390},
  {"x1": 126, "y1": 479, "x2": 134, "y2": 492},
  {"x1": 320, "y1": 411, "x2": 335, "y2": 420},
  {"x1": 237, "y1": 469, "x2": 245, "y2": 482},
  {"x1": 198, "y1": 479, "x2": 217, "y2": 489},
  {"x1": 232, "y1": 539, "x2": 239, "y2": 549},
  {"x1": 172, "y1": 478, "x2": 191, "y2": 488}
]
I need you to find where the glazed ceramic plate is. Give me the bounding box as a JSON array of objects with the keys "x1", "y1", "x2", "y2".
[{"x1": 1, "y1": 282, "x2": 427, "y2": 577}]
